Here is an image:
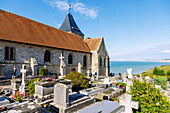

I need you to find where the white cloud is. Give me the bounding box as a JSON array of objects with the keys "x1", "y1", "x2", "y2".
[
  {"x1": 44, "y1": 0, "x2": 98, "y2": 19},
  {"x1": 49, "y1": 0, "x2": 69, "y2": 12},
  {"x1": 162, "y1": 50, "x2": 170, "y2": 53},
  {"x1": 73, "y1": 2, "x2": 98, "y2": 19}
]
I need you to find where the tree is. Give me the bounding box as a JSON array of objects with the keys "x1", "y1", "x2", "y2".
[
  {"x1": 128, "y1": 80, "x2": 170, "y2": 113},
  {"x1": 166, "y1": 70, "x2": 170, "y2": 76},
  {"x1": 63, "y1": 72, "x2": 90, "y2": 91},
  {"x1": 153, "y1": 67, "x2": 158, "y2": 75}
]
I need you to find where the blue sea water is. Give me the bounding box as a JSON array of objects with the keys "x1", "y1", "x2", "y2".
[{"x1": 110, "y1": 61, "x2": 170, "y2": 74}]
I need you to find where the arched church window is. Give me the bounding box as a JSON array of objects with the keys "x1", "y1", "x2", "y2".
[
  {"x1": 100, "y1": 58, "x2": 102, "y2": 67},
  {"x1": 104, "y1": 58, "x2": 106, "y2": 67},
  {"x1": 5, "y1": 47, "x2": 15, "y2": 60},
  {"x1": 44, "y1": 50, "x2": 51, "y2": 62},
  {"x1": 68, "y1": 53, "x2": 73, "y2": 64},
  {"x1": 83, "y1": 55, "x2": 87, "y2": 67}
]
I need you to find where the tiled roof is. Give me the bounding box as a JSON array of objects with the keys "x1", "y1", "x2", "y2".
[
  {"x1": 60, "y1": 13, "x2": 84, "y2": 36},
  {"x1": 0, "y1": 9, "x2": 90, "y2": 53},
  {"x1": 85, "y1": 37, "x2": 102, "y2": 51}
]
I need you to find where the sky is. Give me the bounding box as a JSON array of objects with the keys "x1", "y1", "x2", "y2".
[{"x1": 0, "y1": 0, "x2": 170, "y2": 61}]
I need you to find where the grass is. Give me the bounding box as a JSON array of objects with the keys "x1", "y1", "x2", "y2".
[{"x1": 142, "y1": 65, "x2": 170, "y2": 78}]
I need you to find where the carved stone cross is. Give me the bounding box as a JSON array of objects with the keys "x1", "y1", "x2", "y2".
[
  {"x1": 59, "y1": 53, "x2": 64, "y2": 76},
  {"x1": 119, "y1": 94, "x2": 138, "y2": 113}
]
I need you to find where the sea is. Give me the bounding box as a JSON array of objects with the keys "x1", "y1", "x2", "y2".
[{"x1": 110, "y1": 61, "x2": 170, "y2": 75}]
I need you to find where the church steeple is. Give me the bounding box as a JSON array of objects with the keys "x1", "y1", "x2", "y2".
[{"x1": 59, "y1": 5, "x2": 84, "y2": 39}]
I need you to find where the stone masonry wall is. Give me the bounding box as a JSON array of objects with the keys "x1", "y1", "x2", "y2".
[
  {"x1": 91, "y1": 38, "x2": 109, "y2": 77},
  {"x1": 0, "y1": 41, "x2": 91, "y2": 78}
]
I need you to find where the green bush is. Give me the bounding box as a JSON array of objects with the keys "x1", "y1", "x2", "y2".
[
  {"x1": 166, "y1": 70, "x2": 170, "y2": 76},
  {"x1": 39, "y1": 68, "x2": 48, "y2": 75},
  {"x1": 63, "y1": 72, "x2": 89, "y2": 91},
  {"x1": 128, "y1": 80, "x2": 170, "y2": 113},
  {"x1": 27, "y1": 78, "x2": 42, "y2": 96},
  {"x1": 153, "y1": 67, "x2": 165, "y2": 76},
  {"x1": 154, "y1": 76, "x2": 167, "y2": 90}
]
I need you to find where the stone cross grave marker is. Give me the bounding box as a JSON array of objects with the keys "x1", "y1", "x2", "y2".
[
  {"x1": 59, "y1": 53, "x2": 64, "y2": 76},
  {"x1": 78, "y1": 62, "x2": 82, "y2": 73},
  {"x1": 31, "y1": 58, "x2": 38, "y2": 76},
  {"x1": 127, "y1": 68, "x2": 133, "y2": 78},
  {"x1": 87, "y1": 70, "x2": 90, "y2": 78},
  {"x1": 19, "y1": 64, "x2": 27, "y2": 93},
  {"x1": 119, "y1": 94, "x2": 138, "y2": 113}
]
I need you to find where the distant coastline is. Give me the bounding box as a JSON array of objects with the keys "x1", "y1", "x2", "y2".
[{"x1": 110, "y1": 61, "x2": 170, "y2": 74}]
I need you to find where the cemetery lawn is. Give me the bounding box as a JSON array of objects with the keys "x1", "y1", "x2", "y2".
[{"x1": 142, "y1": 65, "x2": 170, "y2": 77}]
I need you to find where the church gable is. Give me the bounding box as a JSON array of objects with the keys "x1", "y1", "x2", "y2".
[{"x1": 97, "y1": 37, "x2": 107, "y2": 54}]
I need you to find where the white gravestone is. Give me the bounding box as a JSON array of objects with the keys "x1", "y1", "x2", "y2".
[
  {"x1": 119, "y1": 94, "x2": 138, "y2": 113},
  {"x1": 78, "y1": 62, "x2": 82, "y2": 73},
  {"x1": 59, "y1": 53, "x2": 64, "y2": 76},
  {"x1": 19, "y1": 64, "x2": 27, "y2": 93},
  {"x1": 139, "y1": 74, "x2": 143, "y2": 82},
  {"x1": 127, "y1": 68, "x2": 133, "y2": 78},
  {"x1": 31, "y1": 58, "x2": 38, "y2": 76},
  {"x1": 87, "y1": 70, "x2": 90, "y2": 78},
  {"x1": 122, "y1": 72, "x2": 127, "y2": 83}
]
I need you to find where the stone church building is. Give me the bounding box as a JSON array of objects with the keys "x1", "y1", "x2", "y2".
[{"x1": 0, "y1": 9, "x2": 109, "y2": 79}]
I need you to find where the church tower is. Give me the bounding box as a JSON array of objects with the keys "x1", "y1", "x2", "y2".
[{"x1": 59, "y1": 5, "x2": 84, "y2": 39}]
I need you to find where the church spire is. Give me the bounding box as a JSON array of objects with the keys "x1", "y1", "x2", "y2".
[{"x1": 59, "y1": 5, "x2": 84, "y2": 39}]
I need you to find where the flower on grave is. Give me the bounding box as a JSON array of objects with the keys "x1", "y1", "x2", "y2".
[
  {"x1": 41, "y1": 77, "x2": 58, "y2": 82},
  {"x1": 0, "y1": 106, "x2": 7, "y2": 112},
  {"x1": 0, "y1": 87, "x2": 3, "y2": 92},
  {"x1": 12, "y1": 91, "x2": 27, "y2": 101}
]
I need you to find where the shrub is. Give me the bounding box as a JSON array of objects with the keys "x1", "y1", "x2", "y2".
[
  {"x1": 63, "y1": 72, "x2": 89, "y2": 91},
  {"x1": 128, "y1": 80, "x2": 170, "y2": 113},
  {"x1": 166, "y1": 70, "x2": 170, "y2": 76},
  {"x1": 153, "y1": 67, "x2": 158, "y2": 75},
  {"x1": 154, "y1": 76, "x2": 167, "y2": 90},
  {"x1": 39, "y1": 68, "x2": 48, "y2": 75},
  {"x1": 153, "y1": 67, "x2": 165, "y2": 76},
  {"x1": 27, "y1": 78, "x2": 42, "y2": 96}
]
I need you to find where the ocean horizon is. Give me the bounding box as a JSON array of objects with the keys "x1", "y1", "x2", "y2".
[{"x1": 110, "y1": 61, "x2": 170, "y2": 75}]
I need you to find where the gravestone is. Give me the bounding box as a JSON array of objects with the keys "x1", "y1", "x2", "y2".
[
  {"x1": 127, "y1": 68, "x2": 133, "y2": 78},
  {"x1": 122, "y1": 72, "x2": 127, "y2": 83},
  {"x1": 119, "y1": 94, "x2": 138, "y2": 113},
  {"x1": 19, "y1": 64, "x2": 27, "y2": 93},
  {"x1": 31, "y1": 58, "x2": 38, "y2": 76},
  {"x1": 87, "y1": 70, "x2": 90, "y2": 78},
  {"x1": 53, "y1": 83, "x2": 69, "y2": 108},
  {"x1": 139, "y1": 74, "x2": 143, "y2": 82},
  {"x1": 78, "y1": 62, "x2": 82, "y2": 73},
  {"x1": 59, "y1": 53, "x2": 65, "y2": 77}
]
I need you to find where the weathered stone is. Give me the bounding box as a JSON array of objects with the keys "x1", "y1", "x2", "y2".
[{"x1": 53, "y1": 83, "x2": 69, "y2": 108}]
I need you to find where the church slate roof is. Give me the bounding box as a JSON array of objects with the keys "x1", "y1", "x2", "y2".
[
  {"x1": 0, "y1": 9, "x2": 90, "y2": 53},
  {"x1": 85, "y1": 37, "x2": 102, "y2": 51},
  {"x1": 59, "y1": 13, "x2": 84, "y2": 36}
]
